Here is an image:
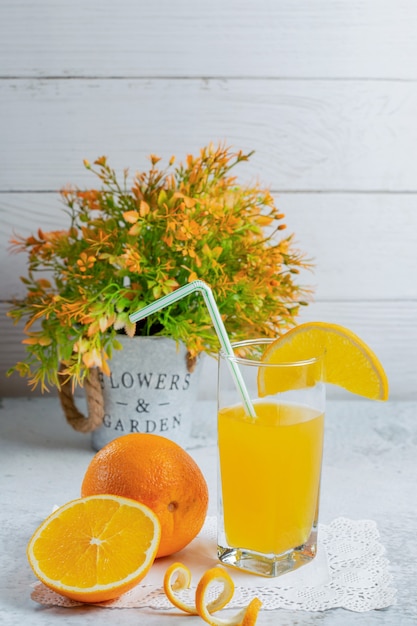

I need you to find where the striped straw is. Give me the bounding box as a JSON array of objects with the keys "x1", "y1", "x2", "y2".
[{"x1": 129, "y1": 280, "x2": 256, "y2": 418}]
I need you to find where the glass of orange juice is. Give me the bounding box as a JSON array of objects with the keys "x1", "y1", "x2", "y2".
[{"x1": 217, "y1": 338, "x2": 326, "y2": 577}]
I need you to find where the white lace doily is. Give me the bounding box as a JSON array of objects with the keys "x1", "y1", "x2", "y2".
[{"x1": 31, "y1": 516, "x2": 396, "y2": 613}]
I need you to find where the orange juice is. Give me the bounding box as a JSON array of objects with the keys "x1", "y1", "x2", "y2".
[{"x1": 218, "y1": 401, "x2": 324, "y2": 555}]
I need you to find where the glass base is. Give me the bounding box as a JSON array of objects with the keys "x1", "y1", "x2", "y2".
[{"x1": 217, "y1": 529, "x2": 318, "y2": 578}]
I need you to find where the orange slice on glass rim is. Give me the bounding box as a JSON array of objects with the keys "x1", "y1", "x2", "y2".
[
  {"x1": 258, "y1": 321, "x2": 389, "y2": 400},
  {"x1": 27, "y1": 495, "x2": 161, "y2": 603}
]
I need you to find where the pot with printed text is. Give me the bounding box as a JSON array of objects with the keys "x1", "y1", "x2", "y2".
[{"x1": 59, "y1": 336, "x2": 203, "y2": 450}]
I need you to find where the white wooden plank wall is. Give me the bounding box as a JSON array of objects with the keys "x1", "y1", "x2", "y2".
[{"x1": 1, "y1": 1, "x2": 416, "y2": 399}]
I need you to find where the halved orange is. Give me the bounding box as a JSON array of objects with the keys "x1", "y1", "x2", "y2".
[
  {"x1": 258, "y1": 321, "x2": 389, "y2": 400},
  {"x1": 27, "y1": 495, "x2": 161, "y2": 603}
]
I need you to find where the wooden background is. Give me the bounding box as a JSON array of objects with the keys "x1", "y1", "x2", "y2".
[{"x1": 1, "y1": 1, "x2": 416, "y2": 399}]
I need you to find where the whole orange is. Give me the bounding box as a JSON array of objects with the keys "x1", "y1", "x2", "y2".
[{"x1": 81, "y1": 433, "x2": 209, "y2": 558}]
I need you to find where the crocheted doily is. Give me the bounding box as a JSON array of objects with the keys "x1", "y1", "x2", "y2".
[{"x1": 31, "y1": 516, "x2": 396, "y2": 613}]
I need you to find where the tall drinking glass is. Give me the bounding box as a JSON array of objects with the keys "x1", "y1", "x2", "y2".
[{"x1": 217, "y1": 339, "x2": 325, "y2": 578}]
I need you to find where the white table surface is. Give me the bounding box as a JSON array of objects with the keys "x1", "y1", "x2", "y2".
[{"x1": 0, "y1": 397, "x2": 416, "y2": 625}]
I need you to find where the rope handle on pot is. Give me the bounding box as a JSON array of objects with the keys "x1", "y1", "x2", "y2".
[{"x1": 58, "y1": 365, "x2": 105, "y2": 433}]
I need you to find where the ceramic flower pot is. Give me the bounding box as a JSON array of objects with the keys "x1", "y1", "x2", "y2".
[{"x1": 58, "y1": 336, "x2": 203, "y2": 450}]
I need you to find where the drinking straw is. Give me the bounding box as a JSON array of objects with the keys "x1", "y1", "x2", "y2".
[{"x1": 129, "y1": 280, "x2": 256, "y2": 417}]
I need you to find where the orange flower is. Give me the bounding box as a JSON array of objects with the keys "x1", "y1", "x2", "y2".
[{"x1": 77, "y1": 252, "x2": 96, "y2": 272}]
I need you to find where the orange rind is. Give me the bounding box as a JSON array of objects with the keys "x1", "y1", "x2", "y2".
[
  {"x1": 163, "y1": 563, "x2": 262, "y2": 625},
  {"x1": 195, "y1": 566, "x2": 262, "y2": 626},
  {"x1": 163, "y1": 562, "x2": 197, "y2": 614}
]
